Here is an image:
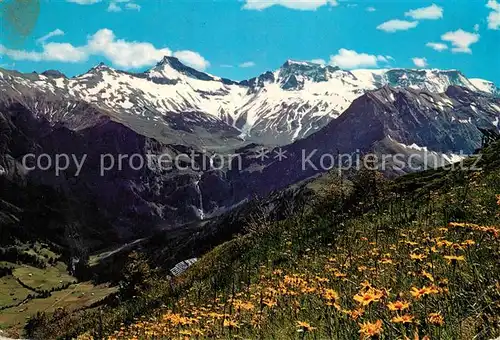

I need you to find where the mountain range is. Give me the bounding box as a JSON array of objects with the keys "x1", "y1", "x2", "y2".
[
  {"x1": 1, "y1": 57, "x2": 498, "y2": 148},
  {"x1": 1, "y1": 58, "x2": 499, "y2": 243}
]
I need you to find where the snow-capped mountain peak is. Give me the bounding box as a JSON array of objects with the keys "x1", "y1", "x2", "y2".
[
  {"x1": 276, "y1": 60, "x2": 341, "y2": 90},
  {"x1": 88, "y1": 62, "x2": 112, "y2": 73},
  {"x1": 146, "y1": 56, "x2": 218, "y2": 83}
]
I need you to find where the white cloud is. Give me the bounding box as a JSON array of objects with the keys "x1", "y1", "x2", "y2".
[
  {"x1": 405, "y1": 4, "x2": 443, "y2": 20},
  {"x1": 87, "y1": 29, "x2": 172, "y2": 68},
  {"x1": 377, "y1": 19, "x2": 418, "y2": 33},
  {"x1": 412, "y1": 57, "x2": 428, "y2": 68},
  {"x1": 474, "y1": 24, "x2": 480, "y2": 32},
  {"x1": 329, "y1": 49, "x2": 389, "y2": 69},
  {"x1": 488, "y1": 0, "x2": 500, "y2": 10},
  {"x1": 366, "y1": 7, "x2": 376, "y2": 12},
  {"x1": 220, "y1": 64, "x2": 234, "y2": 68},
  {"x1": 108, "y1": 1, "x2": 141, "y2": 12},
  {"x1": 426, "y1": 42, "x2": 448, "y2": 51},
  {"x1": 42, "y1": 43, "x2": 88, "y2": 62},
  {"x1": 310, "y1": 58, "x2": 326, "y2": 65},
  {"x1": 125, "y1": 3, "x2": 141, "y2": 11},
  {"x1": 0, "y1": 45, "x2": 44, "y2": 62},
  {"x1": 441, "y1": 29, "x2": 480, "y2": 54},
  {"x1": 243, "y1": 0, "x2": 338, "y2": 11},
  {"x1": 0, "y1": 29, "x2": 210, "y2": 71},
  {"x1": 173, "y1": 50, "x2": 210, "y2": 70},
  {"x1": 486, "y1": 0, "x2": 500, "y2": 30},
  {"x1": 239, "y1": 61, "x2": 256, "y2": 68},
  {"x1": 36, "y1": 29, "x2": 65, "y2": 44},
  {"x1": 0, "y1": 43, "x2": 87, "y2": 63},
  {"x1": 107, "y1": 2, "x2": 122, "y2": 12},
  {"x1": 66, "y1": 0, "x2": 102, "y2": 4}
]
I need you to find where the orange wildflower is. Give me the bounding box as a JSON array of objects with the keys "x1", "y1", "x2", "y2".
[
  {"x1": 410, "y1": 286, "x2": 433, "y2": 299},
  {"x1": 391, "y1": 314, "x2": 414, "y2": 324},
  {"x1": 421, "y1": 270, "x2": 434, "y2": 282},
  {"x1": 427, "y1": 312, "x2": 445, "y2": 326},
  {"x1": 263, "y1": 298, "x2": 277, "y2": 308},
  {"x1": 410, "y1": 253, "x2": 427, "y2": 261},
  {"x1": 323, "y1": 289, "x2": 339, "y2": 302},
  {"x1": 443, "y1": 255, "x2": 465, "y2": 264},
  {"x1": 359, "y1": 320, "x2": 383, "y2": 338},
  {"x1": 296, "y1": 321, "x2": 316, "y2": 332},
  {"x1": 344, "y1": 308, "x2": 365, "y2": 321},
  {"x1": 223, "y1": 319, "x2": 240, "y2": 329},
  {"x1": 387, "y1": 300, "x2": 410, "y2": 312},
  {"x1": 354, "y1": 289, "x2": 383, "y2": 306}
]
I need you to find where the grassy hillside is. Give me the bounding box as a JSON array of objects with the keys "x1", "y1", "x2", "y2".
[{"x1": 27, "y1": 141, "x2": 500, "y2": 339}]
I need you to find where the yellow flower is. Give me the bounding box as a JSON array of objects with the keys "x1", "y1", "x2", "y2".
[
  {"x1": 391, "y1": 314, "x2": 414, "y2": 324},
  {"x1": 344, "y1": 308, "x2": 365, "y2": 321},
  {"x1": 223, "y1": 319, "x2": 240, "y2": 329},
  {"x1": 387, "y1": 300, "x2": 410, "y2": 311},
  {"x1": 192, "y1": 328, "x2": 204, "y2": 336},
  {"x1": 263, "y1": 298, "x2": 277, "y2": 308},
  {"x1": 360, "y1": 280, "x2": 372, "y2": 290},
  {"x1": 436, "y1": 240, "x2": 453, "y2": 248},
  {"x1": 380, "y1": 258, "x2": 394, "y2": 264},
  {"x1": 358, "y1": 320, "x2": 383, "y2": 338},
  {"x1": 323, "y1": 289, "x2": 339, "y2": 302},
  {"x1": 427, "y1": 312, "x2": 445, "y2": 326},
  {"x1": 461, "y1": 239, "x2": 475, "y2": 247},
  {"x1": 410, "y1": 286, "x2": 433, "y2": 299},
  {"x1": 410, "y1": 253, "x2": 427, "y2": 261},
  {"x1": 421, "y1": 270, "x2": 434, "y2": 282},
  {"x1": 234, "y1": 300, "x2": 255, "y2": 311},
  {"x1": 443, "y1": 255, "x2": 465, "y2": 264},
  {"x1": 354, "y1": 289, "x2": 383, "y2": 306},
  {"x1": 315, "y1": 276, "x2": 329, "y2": 283},
  {"x1": 296, "y1": 321, "x2": 316, "y2": 332}
]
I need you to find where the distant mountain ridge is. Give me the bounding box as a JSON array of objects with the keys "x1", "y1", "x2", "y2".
[{"x1": 1, "y1": 58, "x2": 497, "y2": 147}]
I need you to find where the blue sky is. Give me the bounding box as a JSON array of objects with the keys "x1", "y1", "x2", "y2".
[{"x1": 0, "y1": 0, "x2": 499, "y2": 84}]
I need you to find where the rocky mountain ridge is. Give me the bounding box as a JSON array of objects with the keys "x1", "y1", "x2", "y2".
[{"x1": 1, "y1": 58, "x2": 497, "y2": 147}]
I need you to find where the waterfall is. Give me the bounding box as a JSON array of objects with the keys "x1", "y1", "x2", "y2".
[{"x1": 193, "y1": 179, "x2": 205, "y2": 220}]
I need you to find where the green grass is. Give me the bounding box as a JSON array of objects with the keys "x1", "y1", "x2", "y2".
[
  {"x1": 0, "y1": 276, "x2": 32, "y2": 308},
  {"x1": 0, "y1": 262, "x2": 19, "y2": 270},
  {"x1": 12, "y1": 262, "x2": 76, "y2": 292},
  {"x1": 17, "y1": 242, "x2": 59, "y2": 265}
]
